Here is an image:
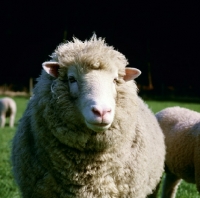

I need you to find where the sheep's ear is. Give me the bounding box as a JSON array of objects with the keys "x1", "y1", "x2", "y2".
[
  {"x1": 42, "y1": 62, "x2": 60, "y2": 77},
  {"x1": 124, "y1": 68, "x2": 141, "y2": 81}
]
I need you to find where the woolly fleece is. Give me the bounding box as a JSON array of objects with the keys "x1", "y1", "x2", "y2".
[
  {"x1": 155, "y1": 106, "x2": 200, "y2": 197},
  {"x1": 12, "y1": 35, "x2": 165, "y2": 198}
]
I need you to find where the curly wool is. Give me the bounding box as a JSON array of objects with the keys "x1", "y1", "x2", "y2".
[
  {"x1": 12, "y1": 35, "x2": 165, "y2": 198},
  {"x1": 155, "y1": 106, "x2": 200, "y2": 197}
]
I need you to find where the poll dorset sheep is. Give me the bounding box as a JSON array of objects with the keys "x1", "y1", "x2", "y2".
[
  {"x1": 154, "y1": 106, "x2": 200, "y2": 198},
  {"x1": 12, "y1": 35, "x2": 165, "y2": 198},
  {"x1": 0, "y1": 97, "x2": 16, "y2": 128}
]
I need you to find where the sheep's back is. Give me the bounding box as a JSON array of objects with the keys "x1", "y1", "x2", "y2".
[
  {"x1": 0, "y1": 97, "x2": 16, "y2": 115},
  {"x1": 156, "y1": 107, "x2": 200, "y2": 182}
]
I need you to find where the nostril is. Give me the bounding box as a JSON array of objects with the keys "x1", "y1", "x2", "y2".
[
  {"x1": 91, "y1": 105, "x2": 112, "y2": 117},
  {"x1": 102, "y1": 108, "x2": 111, "y2": 116},
  {"x1": 107, "y1": 108, "x2": 111, "y2": 113},
  {"x1": 92, "y1": 106, "x2": 103, "y2": 117}
]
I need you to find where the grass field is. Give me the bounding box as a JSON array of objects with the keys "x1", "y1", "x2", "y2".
[{"x1": 0, "y1": 96, "x2": 200, "y2": 197}]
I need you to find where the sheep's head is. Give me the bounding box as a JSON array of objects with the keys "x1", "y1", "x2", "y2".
[{"x1": 42, "y1": 35, "x2": 141, "y2": 133}]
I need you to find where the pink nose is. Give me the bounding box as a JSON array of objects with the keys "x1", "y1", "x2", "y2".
[{"x1": 91, "y1": 105, "x2": 111, "y2": 117}]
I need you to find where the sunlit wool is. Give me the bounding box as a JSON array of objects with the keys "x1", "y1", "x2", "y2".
[
  {"x1": 12, "y1": 35, "x2": 165, "y2": 198},
  {"x1": 153, "y1": 107, "x2": 200, "y2": 198}
]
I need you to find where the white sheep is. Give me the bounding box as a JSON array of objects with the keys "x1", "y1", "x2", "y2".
[
  {"x1": 153, "y1": 106, "x2": 200, "y2": 198},
  {"x1": 11, "y1": 35, "x2": 165, "y2": 198},
  {"x1": 0, "y1": 97, "x2": 17, "y2": 128}
]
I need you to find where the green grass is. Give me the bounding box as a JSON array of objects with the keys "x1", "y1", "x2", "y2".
[
  {"x1": 0, "y1": 96, "x2": 200, "y2": 197},
  {"x1": 147, "y1": 100, "x2": 200, "y2": 114}
]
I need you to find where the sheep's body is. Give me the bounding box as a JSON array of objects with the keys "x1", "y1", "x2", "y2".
[
  {"x1": 155, "y1": 106, "x2": 200, "y2": 198},
  {"x1": 12, "y1": 35, "x2": 165, "y2": 198},
  {"x1": 0, "y1": 97, "x2": 16, "y2": 127}
]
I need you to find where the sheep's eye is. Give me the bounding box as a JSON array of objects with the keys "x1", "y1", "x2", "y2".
[
  {"x1": 113, "y1": 77, "x2": 118, "y2": 84},
  {"x1": 68, "y1": 76, "x2": 77, "y2": 83}
]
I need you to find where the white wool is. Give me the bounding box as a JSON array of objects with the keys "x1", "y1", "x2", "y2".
[
  {"x1": 153, "y1": 106, "x2": 200, "y2": 197},
  {"x1": 12, "y1": 35, "x2": 165, "y2": 198},
  {"x1": 0, "y1": 97, "x2": 17, "y2": 128}
]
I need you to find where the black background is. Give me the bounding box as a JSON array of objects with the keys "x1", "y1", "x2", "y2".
[{"x1": 1, "y1": 1, "x2": 200, "y2": 96}]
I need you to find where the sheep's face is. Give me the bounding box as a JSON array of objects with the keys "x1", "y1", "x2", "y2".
[
  {"x1": 43, "y1": 62, "x2": 141, "y2": 133},
  {"x1": 68, "y1": 65, "x2": 118, "y2": 132}
]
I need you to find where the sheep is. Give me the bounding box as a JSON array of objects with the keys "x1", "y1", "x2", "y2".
[
  {"x1": 0, "y1": 97, "x2": 17, "y2": 128},
  {"x1": 11, "y1": 34, "x2": 165, "y2": 198},
  {"x1": 153, "y1": 106, "x2": 200, "y2": 198}
]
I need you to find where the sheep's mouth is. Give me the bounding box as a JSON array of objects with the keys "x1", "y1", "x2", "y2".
[
  {"x1": 92, "y1": 123, "x2": 108, "y2": 126},
  {"x1": 85, "y1": 121, "x2": 111, "y2": 132}
]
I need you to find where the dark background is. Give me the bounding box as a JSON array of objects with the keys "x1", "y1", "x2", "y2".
[{"x1": 1, "y1": 1, "x2": 200, "y2": 98}]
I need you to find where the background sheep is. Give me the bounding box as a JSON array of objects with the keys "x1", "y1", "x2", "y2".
[
  {"x1": 154, "y1": 106, "x2": 200, "y2": 198},
  {"x1": 0, "y1": 97, "x2": 16, "y2": 128},
  {"x1": 12, "y1": 35, "x2": 165, "y2": 198}
]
